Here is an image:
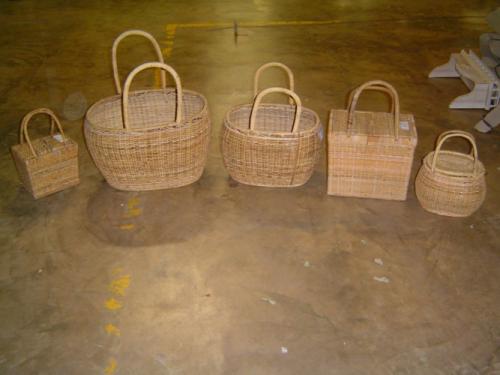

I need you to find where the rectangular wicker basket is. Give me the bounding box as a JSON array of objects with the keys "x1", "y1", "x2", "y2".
[
  {"x1": 327, "y1": 81, "x2": 417, "y2": 201},
  {"x1": 11, "y1": 109, "x2": 79, "y2": 199}
]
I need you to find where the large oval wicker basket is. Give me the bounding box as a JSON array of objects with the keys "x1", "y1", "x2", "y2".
[
  {"x1": 222, "y1": 87, "x2": 322, "y2": 187},
  {"x1": 84, "y1": 62, "x2": 210, "y2": 191},
  {"x1": 415, "y1": 130, "x2": 486, "y2": 217}
]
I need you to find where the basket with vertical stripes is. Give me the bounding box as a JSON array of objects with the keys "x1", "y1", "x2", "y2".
[
  {"x1": 84, "y1": 61, "x2": 210, "y2": 191},
  {"x1": 328, "y1": 80, "x2": 417, "y2": 200},
  {"x1": 11, "y1": 108, "x2": 79, "y2": 199},
  {"x1": 222, "y1": 62, "x2": 321, "y2": 187}
]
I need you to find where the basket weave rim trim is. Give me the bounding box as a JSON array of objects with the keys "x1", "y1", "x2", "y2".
[
  {"x1": 224, "y1": 103, "x2": 320, "y2": 137},
  {"x1": 85, "y1": 88, "x2": 208, "y2": 132},
  {"x1": 423, "y1": 151, "x2": 485, "y2": 177},
  {"x1": 111, "y1": 29, "x2": 166, "y2": 94},
  {"x1": 328, "y1": 109, "x2": 417, "y2": 139}
]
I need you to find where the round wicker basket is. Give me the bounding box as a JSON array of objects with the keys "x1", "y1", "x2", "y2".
[
  {"x1": 222, "y1": 87, "x2": 322, "y2": 187},
  {"x1": 84, "y1": 62, "x2": 210, "y2": 191},
  {"x1": 415, "y1": 130, "x2": 486, "y2": 217}
]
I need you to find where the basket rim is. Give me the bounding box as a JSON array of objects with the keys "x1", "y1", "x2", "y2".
[
  {"x1": 422, "y1": 150, "x2": 485, "y2": 178},
  {"x1": 224, "y1": 102, "x2": 321, "y2": 138},
  {"x1": 85, "y1": 87, "x2": 208, "y2": 132},
  {"x1": 328, "y1": 108, "x2": 417, "y2": 139}
]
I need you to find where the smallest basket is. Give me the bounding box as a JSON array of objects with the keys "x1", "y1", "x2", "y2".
[
  {"x1": 11, "y1": 108, "x2": 79, "y2": 199},
  {"x1": 222, "y1": 87, "x2": 322, "y2": 187},
  {"x1": 415, "y1": 130, "x2": 486, "y2": 217}
]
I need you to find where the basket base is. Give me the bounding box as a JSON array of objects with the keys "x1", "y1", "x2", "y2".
[
  {"x1": 29, "y1": 178, "x2": 80, "y2": 199},
  {"x1": 418, "y1": 205, "x2": 478, "y2": 218},
  {"x1": 105, "y1": 174, "x2": 203, "y2": 191},
  {"x1": 327, "y1": 190, "x2": 407, "y2": 201}
]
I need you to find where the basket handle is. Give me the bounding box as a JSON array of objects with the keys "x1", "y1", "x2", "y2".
[
  {"x1": 436, "y1": 130, "x2": 475, "y2": 155},
  {"x1": 249, "y1": 87, "x2": 302, "y2": 133},
  {"x1": 253, "y1": 62, "x2": 295, "y2": 104},
  {"x1": 347, "y1": 80, "x2": 400, "y2": 140},
  {"x1": 122, "y1": 62, "x2": 183, "y2": 130},
  {"x1": 112, "y1": 29, "x2": 166, "y2": 94},
  {"x1": 431, "y1": 131, "x2": 479, "y2": 177},
  {"x1": 20, "y1": 108, "x2": 65, "y2": 158},
  {"x1": 347, "y1": 84, "x2": 395, "y2": 113}
]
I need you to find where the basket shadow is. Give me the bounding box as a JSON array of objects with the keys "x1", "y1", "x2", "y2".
[{"x1": 86, "y1": 181, "x2": 210, "y2": 247}]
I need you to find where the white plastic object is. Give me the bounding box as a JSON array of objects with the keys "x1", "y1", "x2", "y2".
[{"x1": 429, "y1": 50, "x2": 500, "y2": 110}]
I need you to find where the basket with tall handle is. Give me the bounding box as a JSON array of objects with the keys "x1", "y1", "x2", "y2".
[
  {"x1": 84, "y1": 62, "x2": 210, "y2": 191},
  {"x1": 415, "y1": 130, "x2": 486, "y2": 217},
  {"x1": 222, "y1": 87, "x2": 322, "y2": 187},
  {"x1": 328, "y1": 80, "x2": 417, "y2": 200},
  {"x1": 11, "y1": 108, "x2": 79, "y2": 199}
]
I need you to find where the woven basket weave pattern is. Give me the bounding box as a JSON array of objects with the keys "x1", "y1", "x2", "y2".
[
  {"x1": 328, "y1": 80, "x2": 417, "y2": 200},
  {"x1": 415, "y1": 131, "x2": 486, "y2": 217},
  {"x1": 11, "y1": 108, "x2": 79, "y2": 199},
  {"x1": 85, "y1": 62, "x2": 210, "y2": 191},
  {"x1": 222, "y1": 86, "x2": 321, "y2": 187}
]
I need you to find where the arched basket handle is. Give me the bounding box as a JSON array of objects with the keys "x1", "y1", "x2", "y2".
[
  {"x1": 20, "y1": 108, "x2": 65, "y2": 158},
  {"x1": 254, "y1": 62, "x2": 295, "y2": 104},
  {"x1": 112, "y1": 29, "x2": 166, "y2": 94},
  {"x1": 431, "y1": 131, "x2": 479, "y2": 177},
  {"x1": 347, "y1": 80, "x2": 400, "y2": 140},
  {"x1": 122, "y1": 62, "x2": 183, "y2": 130},
  {"x1": 249, "y1": 87, "x2": 302, "y2": 133}
]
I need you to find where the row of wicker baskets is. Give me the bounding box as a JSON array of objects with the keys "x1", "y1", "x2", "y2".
[{"x1": 10, "y1": 29, "x2": 486, "y2": 217}]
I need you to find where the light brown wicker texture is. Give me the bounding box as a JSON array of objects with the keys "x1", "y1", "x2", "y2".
[
  {"x1": 328, "y1": 80, "x2": 417, "y2": 200},
  {"x1": 11, "y1": 108, "x2": 79, "y2": 199},
  {"x1": 84, "y1": 62, "x2": 210, "y2": 191},
  {"x1": 222, "y1": 87, "x2": 322, "y2": 187},
  {"x1": 253, "y1": 62, "x2": 295, "y2": 104},
  {"x1": 112, "y1": 29, "x2": 166, "y2": 94},
  {"x1": 415, "y1": 131, "x2": 486, "y2": 217}
]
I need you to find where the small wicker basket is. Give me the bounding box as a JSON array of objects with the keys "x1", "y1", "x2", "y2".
[
  {"x1": 328, "y1": 80, "x2": 417, "y2": 200},
  {"x1": 84, "y1": 62, "x2": 210, "y2": 191},
  {"x1": 415, "y1": 130, "x2": 486, "y2": 217},
  {"x1": 222, "y1": 87, "x2": 322, "y2": 187},
  {"x1": 11, "y1": 108, "x2": 79, "y2": 199}
]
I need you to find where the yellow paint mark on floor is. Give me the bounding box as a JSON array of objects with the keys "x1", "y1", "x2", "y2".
[
  {"x1": 105, "y1": 298, "x2": 122, "y2": 311},
  {"x1": 124, "y1": 207, "x2": 142, "y2": 218},
  {"x1": 163, "y1": 24, "x2": 178, "y2": 58},
  {"x1": 127, "y1": 196, "x2": 140, "y2": 210},
  {"x1": 105, "y1": 323, "x2": 121, "y2": 337},
  {"x1": 109, "y1": 275, "x2": 131, "y2": 296},
  {"x1": 104, "y1": 357, "x2": 118, "y2": 375},
  {"x1": 119, "y1": 223, "x2": 135, "y2": 231}
]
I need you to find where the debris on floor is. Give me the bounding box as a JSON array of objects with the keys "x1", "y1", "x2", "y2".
[
  {"x1": 304, "y1": 260, "x2": 311, "y2": 267},
  {"x1": 373, "y1": 276, "x2": 390, "y2": 283},
  {"x1": 281, "y1": 346, "x2": 288, "y2": 354},
  {"x1": 361, "y1": 239, "x2": 368, "y2": 245},
  {"x1": 374, "y1": 258, "x2": 384, "y2": 266},
  {"x1": 261, "y1": 297, "x2": 277, "y2": 305}
]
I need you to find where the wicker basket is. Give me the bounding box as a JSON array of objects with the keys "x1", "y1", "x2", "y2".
[
  {"x1": 328, "y1": 80, "x2": 417, "y2": 200},
  {"x1": 111, "y1": 29, "x2": 167, "y2": 94},
  {"x1": 415, "y1": 130, "x2": 486, "y2": 217},
  {"x1": 84, "y1": 62, "x2": 210, "y2": 191},
  {"x1": 222, "y1": 87, "x2": 322, "y2": 187},
  {"x1": 11, "y1": 108, "x2": 79, "y2": 199}
]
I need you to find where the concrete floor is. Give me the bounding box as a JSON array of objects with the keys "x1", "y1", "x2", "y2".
[{"x1": 1, "y1": 1, "x2": 500, "y2": 374}]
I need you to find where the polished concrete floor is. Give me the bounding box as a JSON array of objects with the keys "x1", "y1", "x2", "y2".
[{"x1": 1, "y1": 1, "x2": 500, "y2": 374}]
